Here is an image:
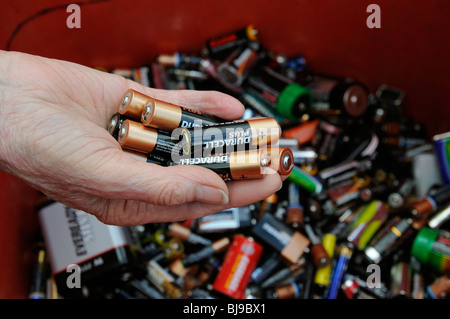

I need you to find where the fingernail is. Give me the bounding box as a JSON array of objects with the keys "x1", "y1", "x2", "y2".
[{"x1": 195, "y1": 185, "x2": 229, "y2": 204}]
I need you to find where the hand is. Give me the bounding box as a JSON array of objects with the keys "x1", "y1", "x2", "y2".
[{"x1": 0, "y1": 50, "x2": 283, "y2": 226}]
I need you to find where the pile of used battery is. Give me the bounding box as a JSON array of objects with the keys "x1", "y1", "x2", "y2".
[{"x1": 30, "y1": 25, "x2": 450, "y2": 299}]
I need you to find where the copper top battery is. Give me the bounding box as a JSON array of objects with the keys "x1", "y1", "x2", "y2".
[
  {"x1": 118, "y1": 89, "x2": 153, "y2": 120},
  {"x1": 118, "y1": 119, "x2": 190, "y2": 163},
  {"x1": 266, "y1": 147, "x2": 295, "y2": 176},
  {"x1": 141, "y1": 97, "x2": 222, "y2": 131},
  {"x1": 173, "y1": 149, "x2": 271, "y2": 181},
  {"x1": 188, "y1": 117, "x2": 281, "y2": 157}
]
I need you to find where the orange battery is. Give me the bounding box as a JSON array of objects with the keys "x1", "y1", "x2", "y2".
[{"x1": 283, "y1": 119, "x2": 319, "y2": 145}]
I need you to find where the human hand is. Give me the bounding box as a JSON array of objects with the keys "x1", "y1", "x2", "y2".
[{"x1": 0, "y1": 50, "x2": 284, "y2": 226}]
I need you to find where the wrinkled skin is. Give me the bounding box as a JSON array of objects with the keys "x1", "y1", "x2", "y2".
[{"x1": 0, "y1": 51, "x2": 283, "y2": 226}]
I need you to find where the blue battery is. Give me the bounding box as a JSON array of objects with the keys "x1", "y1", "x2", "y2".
[{"x1": 433, "y1": 131, "x2": 450, "y2": 184}]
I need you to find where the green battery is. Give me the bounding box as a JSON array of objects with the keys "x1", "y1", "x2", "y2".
[
  {"x1": 288, "y1": 165, "x2": 322, "y2": 195},
  {"x1": 411, "y1": 227, "x2": 450, "y2": 274}
]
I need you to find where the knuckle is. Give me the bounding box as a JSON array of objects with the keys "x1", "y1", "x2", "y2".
[{"x1": 154, "y1": 182, "x2": 191, "y2": 206}]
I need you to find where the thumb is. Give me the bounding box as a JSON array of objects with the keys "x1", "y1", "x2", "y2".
[{"x1": 88, "y1": 148, "x2": 230, "y2": 206}]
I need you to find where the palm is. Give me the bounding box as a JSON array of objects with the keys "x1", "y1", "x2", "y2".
[{"x1": 0, "y1": 51, "x2": 283, "y2": 226}]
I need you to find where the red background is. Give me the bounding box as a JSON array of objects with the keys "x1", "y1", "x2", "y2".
[{"x1": 1, "y1": 0, "x2": 449, "y2": 298}]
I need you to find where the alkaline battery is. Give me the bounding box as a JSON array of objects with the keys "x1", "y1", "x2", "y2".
[
  {"x1": 364, "y1": 217, "x2": 413, "y2": 264},
  {"x1": 107, "y1": 112, "x2": 132, "y2": 140},
  {"x1": 167, "y1": 223, "x2": 212, "y2": 246},
  {"x1": 212, "y1": 235, "x2": 263, "y2": 299},
  {"x1": 346, "y1": 200, "x2": 389, "y2": 250},
  {"x1": 141, "y1": 96, "x2": 223, "y2": 130},
  {"x1": 187, "y1": 117, "x2": 280, "y2": 157},
  {"x1": 285, "y1": 182, "x2": 304, "y2": 229},
  {"x1": 28, "y1": 244, "x2": 50, "y2": 299},
  {"x1": 326, "y1": 242, "x2": 354, "y2": 299},
  {"x1": 305, "y1": 74, "x2": 369, "y2": 118},
  {"x1": 411, "y1": 184, "x2": 450, "y2": 218},
  {"x1": 311, "y1": 119, "x2": 343, "y2": 167},
  {"x1": 304, "y1": 223, "x2": 331, "y2": 268},
  {"x1": 195, "y1": 206, "x2": 254, "y2": 233},
  {"x1": 181, "y1": 237, "x2": 230, "y2": 267},
  {"x1": 118, "y1": 89, "x2": 154, "y2": 120},
  {"x1": 287, "y1": 165, "x2": 323, "y2": 195},
  {"x1": 433, "y1": 131, "x2": 450, "y2": 185},
  {"x1": 203, "y1": 25, "x2": 259, "y2": 60},
  {"x1": 118, "y1": 119, "x2": 189, "y2": 163},
  {"x1": 244, "y1": 66, "x2": 313, "y2": 122},
  {"x1": 388, "y1": 178, "x2": 415, "y2": 208},
  {"x1": 411, "y1": 227, "x2": 450, "y2": 274},
  {"x1": 217, "y1": 43, "x2": 260, "y2": 89},
  {"x1": 124, "y1": 148, "x2": 273, "y2": 181},
  {"x1": 157, "y1": 52, "x2": 203, "y2": 68},
  {"x1": 252, "y1": 212, "x2": 310, "y2": 265}
]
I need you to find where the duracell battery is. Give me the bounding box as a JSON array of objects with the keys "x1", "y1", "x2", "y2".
[
  {"x1": 123, "y1": 148, "x2": 273, "y2": 181},
  {"x1": 118, "y1": 89, "x2": 153, "y2": 120},
  {"x1": 107, "y1": 112, "x2": 131, "y2": 139},
  {"x1": 117, "y1": 119, "x2": 189, "y2": 164},
  {"x1": 187, "y1": 117, "x2": 281, "y2": 157},
  {"x1": 140, "y1": 95, "x2": 223, "y2": 131}
]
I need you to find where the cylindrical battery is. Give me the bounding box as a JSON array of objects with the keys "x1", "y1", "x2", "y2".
[
  {"x1": 212, "y1": 235, "x2": 263, "y2": 299},
  {"x1": 203, "y1": 25, "x2": 259, "y2": 60},
  {"x1": 244, "y1": 66, "x2": 313, "y2": 121},
  {"x1": 141, "y1": 97, "x2": 222, "y2": 131},
  {"x1": 118, "y1": 89, "x2": 153, "y2": 120},
  {"x1": 311, "y1": 119, "x2": 342, "y2": 167},
  {"x1": 187, "y1": 117, "x2": 280, "y2": 157},
  {"x1": 173, "y1": 149, "x2": 271, "y2": 181},
  {"x1": 217, "y1": 43, "x2": 260, "y2": 89},
  {"x1": 123, "y1": 148, "x2": 273, "y2": 181},
  {"x1": 117, "y1": 119, "x2": 190, "y2": 163},
  {"x1": 181, "y1": 237, "x2": 230, "y2": 267},
  {"x1": 305, "y1": 75, "x2": 369, "y2": 118},
  {"x1": 364, "y1": 217, "x2": 413, "y2": 264},
  {"x1": 411, "y1": 227, "x2": 450, "y2": 274},
  {"x1": 411, "y1": 184, "x2": 450, "y2": 218},
  {"x1": 107, "y1": 112, "x2": 130, "y2": 140}
]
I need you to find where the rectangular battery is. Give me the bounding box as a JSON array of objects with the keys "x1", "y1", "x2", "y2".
[
  {"x1": 38, "y1": 202, "x2": 140, "y2": 297},
  {"x1": 252, "y1": 213, "x2": 310, "y2": 264}
]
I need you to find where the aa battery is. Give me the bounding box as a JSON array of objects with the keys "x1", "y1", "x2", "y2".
[
  {"x1": 118, "y1": 119, "x2": 189, "y2": 163},
  {"x1": 304, "y1": 224, "x2": 331, "y2": 268},
  {"x1": 203, "y1": 25, "x2": 259, "y2": 60},
  {"x1": 326, "y1": 243, "x2": 354, "y2": 299},
  {"x1": 212, "y1": 235, "x2": 263, "y2": 299},
  {"x1": 288, "y1": 165, "x2": 323, "y2": 195},
  {"x1": 107, "y1": 112, "x2": 131, "y2": 140},
  {"x1": 119, "y1": 89, "x2": 153, "y2": 120},
  {"x1": 411, "y1": 184, "x2": 450, "y2": 218},
  {"x1": 181, "y1": 237, "x2": 230, "y2": 267},
  {"x1": 346, "y1": 200, "x2": 389, "y2": 250},
  {"x1": 174, "y1": 149, "x2": 271, "y2": 181},
  {"x1": 388, "y1": 178, "x2": 415, "y2": 208},
  {"x1": 285, "y1": 182, "x2": 304, "y2": 229},
  {"x1": 141, "y1": 96, "x2": 222, "y2": 130},
  {"x1": 244, "y1": 66, "x2": 313, "y2": 122},
  {"x1": 28, "y1": 244, "x2": 50, "y2": 299},
  {"x1": 364, "y1": 217, "x2": 413, "y2": 264},
  {"x1": 187, "y1": 117, "x2": 280, "y2": 157},
  {"x1": 157, "y1": 52, "x2": 203, "y2": 68},
  {"x1": 217, "y1": 43, "x2": 260, "y2": 89},
  {"x1": 167, "y1": 223, "x2": 212, "y2": 246}
]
